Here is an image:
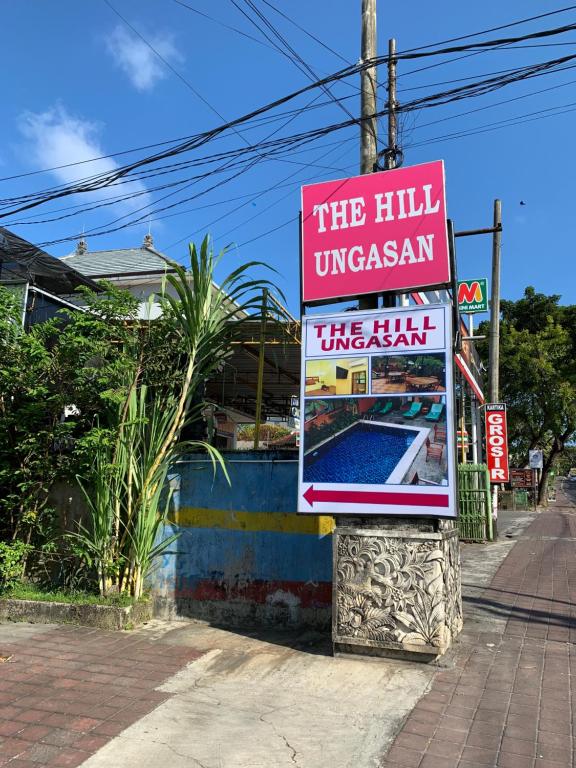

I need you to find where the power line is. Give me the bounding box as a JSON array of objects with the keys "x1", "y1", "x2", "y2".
[
  {"x1": 4, "y1": 132, "x2": 354, "y2": 227},
  {"x1": 408, "y1": 98, "x2": 576, "y2": 149},
  {"x1": 400, "y1": 4, "x2": 576, "y2": 53},
  {"x1": 102, "y1": 0, "x2": 231, "y2": 124},
  {"x1": 408, "y1": 69, "x2": 576, "y2": 134},
  {"x1": 164, "y1": 136, "x2": 356, "y2": 252},
  {"x1": 171, "y1": 0, "x2": 280, "y2": 53},
  {"x1": 4, "y1": 18, "x2": 576, "y2": 195},
  {"x1": 5, "y1": 54, "x2": 573, "y2": 235},
  {"x1": 231, "y1": 0, "x2": 358, "y2": 124},
  {"x1": 4, "y1": 23, "x2": 576, "y2": 223},
  {"x1": 257, "y1": 0, "x2": 352, "y2": 66}
]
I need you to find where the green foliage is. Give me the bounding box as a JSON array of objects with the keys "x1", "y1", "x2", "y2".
[
  {"x1": 237, "y1": 423, "x2": 292, "y2": 442},
  {"x1": 0, "y1": 282, "x2": 141, "y2": 548},
  {"x1": 1, "y1": 237, "x2": 276, "y2": 596},
  {"x1": 0, "y1": 278, "x2": 188, "y2": 548},
  {"x1": 4, "y1": 582, "x2": 140, "y2": 606},
  {"x1": 0, "y1": 541, "x2": 31, "y2": 593},
  {"x1": 71, "y1": 237, "x2": 273, "y2": 598},
  {"x1": 554, "y1": 446, "x2": 576, "y2": 477}
]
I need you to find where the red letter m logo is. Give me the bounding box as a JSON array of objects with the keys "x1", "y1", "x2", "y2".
[{"x1": 458, "y1": 281, "x2": 481, "y2": 305}]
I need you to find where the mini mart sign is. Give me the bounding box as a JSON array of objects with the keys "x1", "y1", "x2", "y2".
[
  {"x1": 457, "y1": 278, "x2": 489, "y2": 313},
  {"x1": 301, "y1": 160, "x2": 450, "y2": 303}
]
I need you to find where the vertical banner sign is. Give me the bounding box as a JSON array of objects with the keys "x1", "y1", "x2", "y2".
[
  {"x1": 485, "y1": 404, "x2": 510, "y2": 483},
  {"x1": 298, "y1": 303, "x2": 456, "y2": 517},
  {"x1": 301, "y1": 160, "x2": 450, "y2": 302}
]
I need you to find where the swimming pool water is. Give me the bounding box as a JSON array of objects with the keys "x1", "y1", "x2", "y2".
[{"x1": 304, "y1": 423, "x2": 416, "y2": 484}]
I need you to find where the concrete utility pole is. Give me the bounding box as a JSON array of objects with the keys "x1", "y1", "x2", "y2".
[
  {"x1": 385, "y1": 38, "x2": 397, "y2": 170},
  {"x1": 359, "y1": 0, "x2": 378, "y2": 311},
  {"x1": 360, "y1": 0, "x2": 377, "y2": 176},
  {"x1": 488, "y1": 199, "x2": 502, "y2": 535},
  {"x1": 386, "y1": 37, "x2": 401, "y2": 308},
  {"x1": 333, "y1": 15, "x2": 463, "y2": 660}
]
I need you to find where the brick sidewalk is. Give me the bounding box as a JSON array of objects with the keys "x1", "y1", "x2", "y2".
[
  {"x1": 382, "y1": 490, "x2": 576, "y2": 768},
  {"x1": 0, "y1": 625, "x2": 202, "y2": 767}
]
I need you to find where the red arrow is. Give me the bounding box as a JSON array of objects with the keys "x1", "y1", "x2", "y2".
[{"x1": 302, "y1": 485, "x2": 449, "y2": 509}]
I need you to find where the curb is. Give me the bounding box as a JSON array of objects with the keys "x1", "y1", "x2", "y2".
[{"x1": 0, "y1": 597, "x2": 152, "y2": 630}]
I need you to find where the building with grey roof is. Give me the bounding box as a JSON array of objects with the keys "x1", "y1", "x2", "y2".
[
  {"x1": 61, "y1": 233, "x2": 176, "y2": 278},
  {"x1": 61, "y1": 234, "x2": 176, "y2": 319},
  {"x1": 61, "y1": 235, "x2": 247, "y2": 321}
]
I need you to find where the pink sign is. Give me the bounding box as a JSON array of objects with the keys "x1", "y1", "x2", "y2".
[
  {"x1": 301, "y1": 160, "x2": 450, "y2": 303},
  {"x1": 485, "y1": 404, "x2": 510, "y2": 483}
]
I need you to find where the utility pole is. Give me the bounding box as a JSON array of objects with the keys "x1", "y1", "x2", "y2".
[
  {"x1": 489, "y1": 199, "x2": 502, "y2": 404},
  {"x1": 382, "y1": 37, "x2": 398, "y2": 309},
  {"x1": 359, "y1": 0, "x2": 378, "y2": 311},
  {"x1": 488, "y1": 199, "x2": 502, "y2": 535},
  {"x1": 385, "y1": 38, "x2": 397, "y2": 170},
  {"x1": 360, "y1": 0, "x2": 377, "y2": 176}
]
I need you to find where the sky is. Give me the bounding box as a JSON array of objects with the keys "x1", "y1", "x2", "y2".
[{"x1": 1, "y1": 0, "x2": 575, "y2": 315}]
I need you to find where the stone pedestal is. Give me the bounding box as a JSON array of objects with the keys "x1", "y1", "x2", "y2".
[{"x1": 333, "y1": 517, "x2": 462, "y2": 659}]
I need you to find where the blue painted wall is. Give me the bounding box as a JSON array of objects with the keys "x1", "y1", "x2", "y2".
[{"x1": 150, "y1": 451, "x2": 333, "y2": 627}]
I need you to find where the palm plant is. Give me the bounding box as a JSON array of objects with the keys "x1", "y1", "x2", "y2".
[
  {"x1": 72, "y1": 439, "x2": 121, "y2": 597},
  {"x1": 75, "y1": 237, "x2": 276, "y2": 598}
]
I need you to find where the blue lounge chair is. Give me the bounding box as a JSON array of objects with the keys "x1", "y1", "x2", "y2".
[
  {"x1": 403, "y1": 402, "x2": 422, "y2": 419},
  {"x1": 425, "y1": 403, "x2": 445, "y2": 422}
]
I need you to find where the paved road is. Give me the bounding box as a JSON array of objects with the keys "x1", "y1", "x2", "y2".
[
  {"x1": 382, "y1": 480, "x2": 576, "y2": 768},
  {"x1": 0, "y1": 503, "x2": 540, "y2": 768}
]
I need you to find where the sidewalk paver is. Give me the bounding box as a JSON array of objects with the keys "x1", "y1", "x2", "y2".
[
  {"x1": 0, "y1": 624, "x2": 202, "y2": 766},
  {"x1": 381, "y1": 485, "x2": 576, "y2": 768}
]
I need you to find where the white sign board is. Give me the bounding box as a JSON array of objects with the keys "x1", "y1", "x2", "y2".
[
  {"x1": 298, "y1": 304, "x2": 456, "y2": 517},
  {"x1": 529, "y1": 450, "x2": 543, "y2": 470}
]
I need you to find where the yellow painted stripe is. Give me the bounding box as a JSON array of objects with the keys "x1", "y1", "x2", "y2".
[{"x1": 170, "y1": 507, "x2": 334, "y2": 536}]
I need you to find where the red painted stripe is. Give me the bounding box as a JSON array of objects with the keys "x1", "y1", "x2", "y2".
[
  {"x1": 455, "y1": 353, "x2": 485, "y2": 403},
  {"x1": 306, "y1": 487, "x2": 449, "y2": 507},
  {"x1": 411, "y1": 291, "x2": 426, "y2": 305},
  {"x1": 174, "y1": 579, "x2": 332, "y2": 607}
]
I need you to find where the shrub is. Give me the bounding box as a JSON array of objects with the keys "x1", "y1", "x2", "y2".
[{"x1": 0, "y1": 541, "x2": 31, "y2": 593}]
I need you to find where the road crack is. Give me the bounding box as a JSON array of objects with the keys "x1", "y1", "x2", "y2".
[
  {"x1": 259, "y1": 710, "x2": 300, "y2": 766},
  {"x1": 148, "y1": 738, "x2": 209, "y2": 768}
]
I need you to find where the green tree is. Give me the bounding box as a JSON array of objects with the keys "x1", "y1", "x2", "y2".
[
  {"x1": 478, "y1": 287, "x2": 576, "y2": 503},
  {"x1": 1, "y1": 237, "x2": 275, "y2": 596},
  {"x1": 0, "y1": 283, "x2": 144, "y2": 549}
]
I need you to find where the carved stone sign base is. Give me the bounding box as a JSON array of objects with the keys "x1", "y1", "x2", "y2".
[{"x1": 332, "y1": 517, "x2": 462, "y2": 660}]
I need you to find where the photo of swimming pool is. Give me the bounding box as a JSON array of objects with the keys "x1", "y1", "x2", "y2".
[{"x1": 304, "y1": 421, "x2": 420, "y2": 485}]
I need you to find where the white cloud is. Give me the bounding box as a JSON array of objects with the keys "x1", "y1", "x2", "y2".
[
  {"x1": 18, "y1": 105, "x2": 149, "y2": 213},
  {"x1": 105, "y1": 25, "x2": 182, "y2": 92}
]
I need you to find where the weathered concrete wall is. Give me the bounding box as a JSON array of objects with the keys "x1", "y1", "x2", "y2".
[
  {"x1": 0, "y1": 598, "x2": 152, "y2": 630},
  {"x1": 151, "y1": 451, "x2": 334, "y2": 628}
]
